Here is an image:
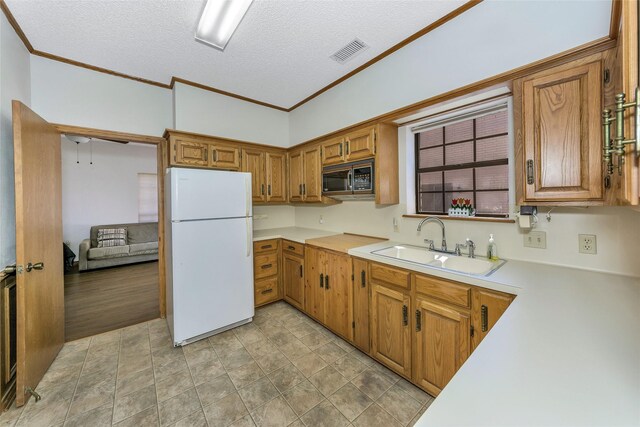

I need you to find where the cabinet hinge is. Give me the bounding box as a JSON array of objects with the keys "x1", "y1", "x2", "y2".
[{"x1": 320, "y1": 147, "x2": 323, "y2": 157}]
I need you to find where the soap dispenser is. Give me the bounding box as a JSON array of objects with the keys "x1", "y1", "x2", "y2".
[{"x1": 487, "y1": 234, "x2": 498, "y2": 261}]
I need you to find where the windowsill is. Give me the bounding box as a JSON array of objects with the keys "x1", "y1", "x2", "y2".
[{"x1": 402, "y1": 214, "x2": 515, "y2": 224}]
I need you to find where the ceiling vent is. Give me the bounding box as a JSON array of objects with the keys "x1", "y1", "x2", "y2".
[{"x1": 330, "y1": 39, "x2": 368, "y2": 64}]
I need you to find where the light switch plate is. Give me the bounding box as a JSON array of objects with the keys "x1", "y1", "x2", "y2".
[{"x1": 524, "y1": 231, "x2": 546, "y2": 249}]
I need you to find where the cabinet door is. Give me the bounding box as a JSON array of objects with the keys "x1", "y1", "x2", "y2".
[
  {"x1": 324, "y1": 252, "x2": 352, "y2": 340},
  {"x1": 471, "y1": 288, "x2": 513, "y2": 350},
  {"x1": 520, "y1": 59, "x2": 602, "y2": 202},
  {"x1": 174, "y1": 139, "x2": 209, "y2": 167},
  {"x1": 352, "y1": 258, "x2": 370, "y2": 352},
  {"x1": 304, "y1": 246, "x2": 325, "y2": 321},
  {"x1": 288, "y1": 150, "x2": 304, "y2": 202},
  {"x1": 266, "y1": 152, "x2": 287, "y2": 203},
  {"x1": 345, "y1": 127, "x2": 376, "y2": 162},
  {"x1": 370, "y1": 284, "x2": 411, "y2": 378},
  {"x1": 242, "y1": 149, "x2": 266, "y2": 203},
  {"x1": 211, "y1": 144, "x2": 240, "y2": 170},
  {"x1": 321, "y1": 137, "x2": 345, "y2": 165},
  {"x1": 414, "y1": 298, "x2": 470, "y2": 396},
  {"x1": 303, "y1": 145, "x2": 322, "y2": 202},
  {"x1": 283, "y1": 253, "x2": 304, "y2": 311}
]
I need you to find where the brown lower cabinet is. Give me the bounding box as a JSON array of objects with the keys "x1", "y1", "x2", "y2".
[
  {"x1": 253, "y1": 239, "x2": 280, "y2": 307},
  {"x1": 304, "y1": 246, "x2": 352, "y2": 340},
  {"x1": 370, "y1": 283, "x2": 412, "y2": 378},
  {"x1": 254, "y1": 240, "x2": 515, "y2": 398},
  {"x1": 283, "y1": 242, "x2": 305, "y2": 310}
]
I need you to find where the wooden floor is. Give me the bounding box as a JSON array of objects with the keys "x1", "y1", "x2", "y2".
[{"x1": 64, "y1": 261, "x2": 160, "y2": 342}]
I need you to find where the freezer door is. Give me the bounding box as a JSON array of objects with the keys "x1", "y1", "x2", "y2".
[
  {"x1": 168, "y1": 167, "x2": 252, "y2": 221},
  {"x1": 169, "y1": 217, "x2": 254, "y2": 344}
]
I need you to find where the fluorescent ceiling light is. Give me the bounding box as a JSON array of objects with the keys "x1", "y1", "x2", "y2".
[{"x1": 196, "y1": 0, "x2": 253, "y2": 51}]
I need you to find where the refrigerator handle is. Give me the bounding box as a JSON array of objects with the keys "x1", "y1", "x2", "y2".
[
  {"x1": 245, "y1": 176, "x2": 251, "y2": 217},
  {"x1": 246, "y1": 217, "x2": 251, "y2": 257}
]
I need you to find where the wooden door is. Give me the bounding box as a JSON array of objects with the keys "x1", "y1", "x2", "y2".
[
  {"x1": 174, "y1": 138, "x2": 208, "y2": 167},
  {"x1": 283, "y1": 253, "x2": 304, "y2": 310},
  {"x1": 324, "y1": 252, "x2": 352, "y2": 340},
  {"x1": 211, "y1": 143, "x2": 240, "y2": 170},
  {"x1": 370, "y1": 284, "x2": 411, "y2": 377},
  {"x1": 242, "y1": 149, "x2": 266, "y2": 203},
  {"x1": 266, "y1": 152, "x2": 287, "y2": 203},
  {"x1": 520, "y1": 59, "x2": 603, "y2": 202},
  {"x1": 288, "y1": 150, "x2": 304, "y2": 202},
  {"x1": 321, "y1": 137, "x2": 345, "y2": 165},
  {"x1": 352, "y1": 258, "x2": 370, "y2": 352},
  {"x1": 345, "y1": 127, "x2": 376, "y2": 162},
  {"x1": 303, "y1": 145, "x2": 322, "y2": 202},
  {"x1": 304, "y1": 246, "x2": 325, "y2": 321},
  {"x1": 471, "y1": 288, "x2": 513, "y2": 350},
  {"x1": 12, "y1": 101, "x2": 64, "y2": 406},
  {"x1": 414, "y1": 298, "x2": 470, "y2": 396}
]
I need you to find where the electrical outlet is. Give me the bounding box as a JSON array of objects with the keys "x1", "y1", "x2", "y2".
[
  {"x1": 319, "y1": 215, "x2": 324, "y2": 224},
  {"x1": 579, "y1": 234, "x2": 597, "y2": 254},
  {"x1": 523, "y1": 231, "x2": 546, "y2": 249}
]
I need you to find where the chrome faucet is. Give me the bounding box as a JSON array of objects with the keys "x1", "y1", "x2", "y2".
[
  {"x1": 455, "y1": 238, "x2": 476, "y2": 258},
  {"x1": 417, "y1": 216, "x2": 448, "y2": 252}
]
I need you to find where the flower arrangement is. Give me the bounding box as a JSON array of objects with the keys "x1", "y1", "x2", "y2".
[{"x1": 448, "y1": 198, "x2": 475, "y2": 217}]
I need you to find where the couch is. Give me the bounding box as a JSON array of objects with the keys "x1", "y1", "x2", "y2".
[{"x1": 79, "y1": 222, "x2": 158, "y2": 271}]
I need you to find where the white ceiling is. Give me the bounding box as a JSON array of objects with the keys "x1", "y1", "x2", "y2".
[{"x1": 6, "y1": 0, "x2": 468, "y2": 109}]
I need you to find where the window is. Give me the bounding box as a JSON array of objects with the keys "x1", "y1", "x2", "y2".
[
  {"x1": 138, "y1": 173, "x2": 158, "y2": 222},
  {"x1": 415, "y1": 107, "x2": 509, "y2": 217}
]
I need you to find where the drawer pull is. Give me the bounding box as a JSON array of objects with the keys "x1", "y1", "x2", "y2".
[
  {"x1": 261, "y1": 288, "x2": 273, "y2": 295},
  {"x1": 481, "y1": 304, "x2": 488, "y2": 332},
  {"x1": 260, "y1": 245, "x2": 272, "y2": 250},
  {"x1": 288, "y1": 245, "x2": 296, "y2": 250},
  {"x1": 261, "y1": 264, "x2": 272, "y2": 269}
]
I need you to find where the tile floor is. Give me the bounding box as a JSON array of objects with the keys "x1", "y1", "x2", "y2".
[{"x1": 0, "y1": 301, "x2": 434, "y2": 427}]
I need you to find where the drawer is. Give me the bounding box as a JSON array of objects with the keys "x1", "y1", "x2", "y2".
[
  {"x1": 255, "y1": 277, "x2": 279, "y2": 306},
  {"x1": 282, "y1": 240, "x2": 304, "y2": 257},
  {"x1": 254, "y1": 239, "x2": 279, "y2": 254},
  {"x1": 254, "y1": 252, "x2": 278, "y2": 279},
  {"x1": 415, "y1": 274, "x2": 471, "y2": 309},
  {"x1": 370, "y1": 262, "x2": 410, "y2": 290}
]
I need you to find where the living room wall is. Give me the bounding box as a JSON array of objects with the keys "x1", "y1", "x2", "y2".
[{"x1": 62, "y1": 138, "x2": 157, "y2": 259}]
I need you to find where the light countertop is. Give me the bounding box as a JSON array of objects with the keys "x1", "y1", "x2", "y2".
[
  {"x1": 305, "y1": 234, "x2": 387, "y2": 253},
  {"x1": 252, "y1": 227, "x2": 338, "y2": 244},
  {"x1": 349, "y1": 241, "x2": 640, "y2": 426}
]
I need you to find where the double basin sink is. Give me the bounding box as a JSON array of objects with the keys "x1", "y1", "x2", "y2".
[{"x1": 372, "y1": 244, "x2": 505, "y2": 277}]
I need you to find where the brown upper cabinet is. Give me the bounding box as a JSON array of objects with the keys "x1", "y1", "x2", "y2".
[
  {"x1": 514, "y1": 53, "x2": 604, "y2": 205},
  {"x1": 321, "y1": 126, "x2": 376, "y2": 166},
  {"x1": 242, "y1": 148, "x2": 266, "y2": 203},
  {"x1": 288, "y1": 145, "x2": 322, "y2": 203},
  {"x1": 173, "y1": 138, "x2": 209, "y2": 167},
  {"x1": 242, "y1": 148, "x2": 287, "y2": 204},
  {"x1": 211, "y1": 143, "x2": 240, "y2": 170}
]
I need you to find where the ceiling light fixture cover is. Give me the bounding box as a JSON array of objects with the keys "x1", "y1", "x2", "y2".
[{"x1": 196, "y1": 0, "x2": 253, "y2": 51}]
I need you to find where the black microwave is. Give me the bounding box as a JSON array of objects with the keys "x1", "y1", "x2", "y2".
[{"x1": 322, "y1": 160, "x2": 374, "y2": 200}]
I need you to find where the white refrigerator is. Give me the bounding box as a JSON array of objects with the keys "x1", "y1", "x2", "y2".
[{"x1": 165, "y1": 167, "x2": 254, "y2": 346}]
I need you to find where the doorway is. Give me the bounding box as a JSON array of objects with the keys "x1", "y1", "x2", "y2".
[{"x1": 60, "y1": 136, "x2": 161, "y2": 341}]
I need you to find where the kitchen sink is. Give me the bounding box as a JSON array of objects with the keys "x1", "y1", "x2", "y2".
[{"x1": 371, "y1": 245, "x2": 506, "y2": 277}]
